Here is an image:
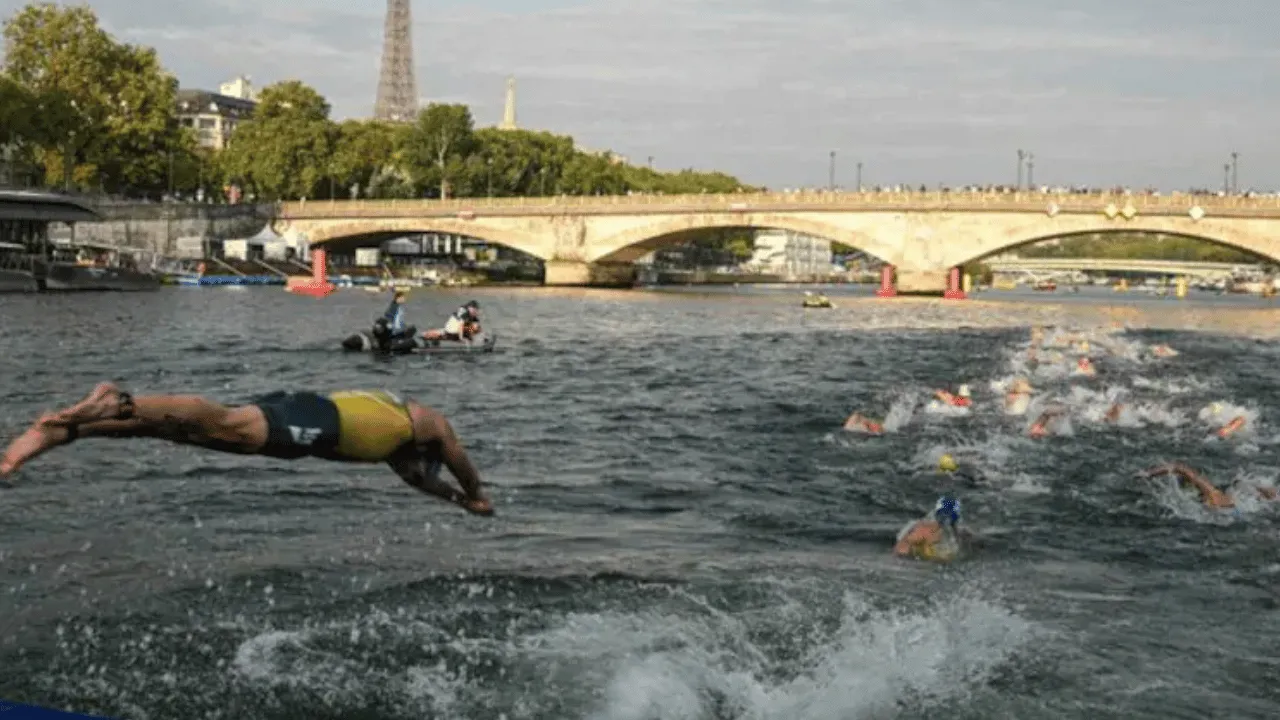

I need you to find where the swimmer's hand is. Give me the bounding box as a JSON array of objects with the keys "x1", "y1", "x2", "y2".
[{"x1": 460, "y1": 495, "x2": 494, "y2": 516}]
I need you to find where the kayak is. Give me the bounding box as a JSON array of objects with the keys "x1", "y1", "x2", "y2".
[{"x1": 341, "y1": 332, "x2": 497, "y2": 354}]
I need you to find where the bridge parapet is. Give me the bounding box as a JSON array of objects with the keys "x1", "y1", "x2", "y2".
[{"x1": 279, "y1": 191, "x2": 1280, "y2": 220}]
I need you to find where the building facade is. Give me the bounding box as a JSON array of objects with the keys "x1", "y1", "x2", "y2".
[
  {"x1": 176, "y1": 76, "x2": 258, "y2": 150},
  {"x1": 748, "y1": 229, "x2": 834, "y2": 276}
]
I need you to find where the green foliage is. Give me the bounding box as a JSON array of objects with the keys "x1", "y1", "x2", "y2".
[
  {"x1": 0, "y1": 72, "x2": 35, "y2": 145},
  {"x1": 404, "y1": 103, "x2": 477, "y2": 198},
  {"x1": 1018, "y1": 233, "x2": 1259, "y2": 264},
  {"x1": 330, "y1": 120, "x2": 410, "y2": 198},
  {"x1": 1, "y1": 1, "x2": 752, "y2": 200},
  {"x1": 3, "y1": 2, "x2": 191, "y2": 194},
  {"x1": 217, "y1": 81, "x2": 335, "y2": 200}
]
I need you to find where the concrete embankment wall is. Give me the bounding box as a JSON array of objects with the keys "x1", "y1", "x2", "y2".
[{"x1": 48, "y1": 203, "x2": 275, "y2": 256}]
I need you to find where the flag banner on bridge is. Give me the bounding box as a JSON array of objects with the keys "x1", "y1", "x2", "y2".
[{"x1": 0, "y1": 700, "x2": 115, "y2": 719}]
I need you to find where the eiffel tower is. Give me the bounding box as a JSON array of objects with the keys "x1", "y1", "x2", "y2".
[{"x1": 373, "y1": 0, "x2": 419, "y2": 122}]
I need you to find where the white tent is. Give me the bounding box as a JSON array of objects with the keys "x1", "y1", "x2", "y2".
[{"x1": 231, "y1": 223, "x2": 290, "y2": 260}]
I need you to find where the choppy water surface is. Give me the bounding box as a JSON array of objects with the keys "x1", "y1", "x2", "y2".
[{"x1": 2, "y1": 286, "x2": 1279, "y2": 720}]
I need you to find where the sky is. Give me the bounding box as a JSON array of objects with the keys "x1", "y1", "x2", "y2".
[{"x1": 4, "y1": 0, "x2": 1278, "y2": 191}]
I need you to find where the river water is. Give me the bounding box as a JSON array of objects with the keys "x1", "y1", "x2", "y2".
[{"x1": 2, "y1": 285, "x2": 1279, "y2": 720}]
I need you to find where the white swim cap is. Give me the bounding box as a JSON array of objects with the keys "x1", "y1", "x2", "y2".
[{"x1": 958, "y1": 384, "x2": 971, "y2": 398}]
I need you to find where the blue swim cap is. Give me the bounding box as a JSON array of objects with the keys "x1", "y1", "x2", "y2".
[{"x1": 934, "y1": 496, "x2": 961, "y2": 525}]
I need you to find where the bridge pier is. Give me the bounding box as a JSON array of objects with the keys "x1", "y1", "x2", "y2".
[
  {"x1": 543, "y1": 260, "x2": 637, "y2": 287},
  {"x1": 943, "y1": 267, "x2": 966, "y2": 299}
]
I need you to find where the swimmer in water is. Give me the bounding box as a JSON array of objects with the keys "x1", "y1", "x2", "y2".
[
  {"x1": 1104, "y1": 402, "x2": 1125, "y2": 424},
  {"x1": 1138, "y1": 462, "x2": 1278, "y2": 509},
  {"x1": 1214, "y1": 415, "x2": 1247, "y2": 439},
  {"x1": 1004, "y1": 378, "x2": 1033, "y2": 416},
  {"x1": 1203, "y1": 402, "x2": 1248, "y2": 439},
  {"x1": 1073, "y1": 357, "x2": 1096, "y2": 377},
  {"x1": 893, "y1": 495, "x2": 974, "y2": 562},
  {"x1": 934, "y1": 384, "x2": 972, "y2": 408},
  {"x1": 938, "y1": 453, "x2": 983, "y2": 485},
  {"x1": 842, "y1": 412, "x2": 884, "y2": 434},
  {"x1": 0, "y1": 383, "x2": 494, "y2": 515},
  {"x1": 1151, "y1": 344, "x2": 1178, "y2": 358},
  {"x1": 1029, "y1": 406, "x2": 1068, "y2": 438}
]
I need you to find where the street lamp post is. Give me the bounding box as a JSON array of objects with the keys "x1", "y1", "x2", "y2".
[
  {"x1": 828, "y1": 150, "x2": 836, "y2": 191},
  {"x1": 1016, "y1": 149, "x2": 1025, "y2": 190},
  {"x1": 1026, "y1": 153, "x2": 1035, "y2": 190},
  {"x1": 1223, "y1": 163, "x2": 1230, "y2": 194},
  {"x1": 1230, "y1": 151, "x2": 1238, "y2": 193},
  {"x1": 856, "y1": 161, "x2": 862, "y2": 191}
]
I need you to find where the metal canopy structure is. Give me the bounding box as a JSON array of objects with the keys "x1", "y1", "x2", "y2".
[{"x1": 0, "y1": 190, "x2": 101, "y2": 223}]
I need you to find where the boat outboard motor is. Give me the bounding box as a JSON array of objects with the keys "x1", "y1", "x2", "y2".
[{"x1": 370, "y1": 317, "x2": 394, "y2": 351}]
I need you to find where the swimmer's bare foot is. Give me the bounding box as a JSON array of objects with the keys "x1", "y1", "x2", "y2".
[
  {"x1": 0, "y1": 413, "x2": 71, "y2": 479},
  {"x1": 45, "y1": 382, "x2": 132, "y2": 427}
]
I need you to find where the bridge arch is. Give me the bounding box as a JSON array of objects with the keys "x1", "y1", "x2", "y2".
[
  {"x1": 946, "y1": 219, "x2": 1280, "y2": 269},
  {"x1": 589, "y1": 213, "x2": 892, "y2": 265},
  {"x1": 280, "y1": 218, "x2": 552, "y2": 259}
]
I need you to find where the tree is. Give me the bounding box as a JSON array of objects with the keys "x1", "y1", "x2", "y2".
[
  {"x1": 219, "y1": 80, "x2": 335, "y2": 200},
  {"x1": 2, "y1": 3, "x2": 188, "y2": 195},
  {"x1": 559, "y1": 151, "x2": 628, "y2": 195},
  {"x1": 0, "y1": 73, "x2": 34, "y2": 145},
  {"x1": 330, "y1": 120, "x2": 412, "y2": 199},
  {"x1": 405, "y1": 104, "x2": 477, "y2": 199}
]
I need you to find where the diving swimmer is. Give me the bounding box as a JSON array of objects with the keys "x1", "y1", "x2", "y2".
[
  {"x1": 0, "y1": 383, "x2": 494, "y2": 516},
  {"x1": 893, "y1": 495, "x2": 973, "y2": 562},
  {"x1": 1138, "y1": 462, "x2": 1277, "y2": 509}
]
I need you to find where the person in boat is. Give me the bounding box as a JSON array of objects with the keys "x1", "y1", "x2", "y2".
[
  {"x1": 0, "y1": 383, "x2": 494, "y2": 516},
  {"x1": 1138, "y1": 462, "x2": 1277, "y2": 509},
  {"x1": 893, "y1": 495, "x2": 974, "y2": 562},
  {"x1": 373, "y1": 291, "x2": 417, "y2": 346},
  {"x1": 934, "y1": 384, "x2": 972, "y2": 408},
  {"x1": 842, "y1": 412, "x2": 883, "y2": 434},
  {"x1": 426, "y1": 301, "x2": 482, "y2": 343}
]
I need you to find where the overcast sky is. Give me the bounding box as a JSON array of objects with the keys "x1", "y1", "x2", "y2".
[{"x1": 5, "y1": 0, "x2": 1277, "y2": 190}]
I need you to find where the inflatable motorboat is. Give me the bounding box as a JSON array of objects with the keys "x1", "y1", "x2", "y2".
[
  {"x1": 342, "y1": 331, "x2": 497, "y2": 354},
  {"x1": 342, "y1": 319, "x2": 497, "y2": 354}
]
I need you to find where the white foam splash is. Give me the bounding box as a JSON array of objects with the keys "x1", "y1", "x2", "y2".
[{"x1": 518, "y1": 591, "x2": 1036, "y2": 720}]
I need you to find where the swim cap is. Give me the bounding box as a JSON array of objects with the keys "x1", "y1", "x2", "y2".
[
  {"x1": 938, "y1": 454, "x2": 959, "y2": 473},
  {"x1": 934, "y1": 496, "x2": 961, "y2": 525},
  {"x1": 958, "y1": 384, "x2": 971, "y2": 398}
]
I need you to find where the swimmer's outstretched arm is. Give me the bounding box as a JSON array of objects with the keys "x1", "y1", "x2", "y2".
[
  {"x1": 1138, "y1": 463, "x2": 1221, "y2": 500},
  {"x1": 391, "y1": 405, "x2": 493, "y2": 515},
  {"x1": 388, "y1": 447, "x2": 493, "y2": 516}
]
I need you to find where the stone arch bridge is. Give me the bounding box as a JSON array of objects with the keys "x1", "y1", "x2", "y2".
[{"x1": 273, "y1": 191, "x2": 1280, "y2": 295}]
